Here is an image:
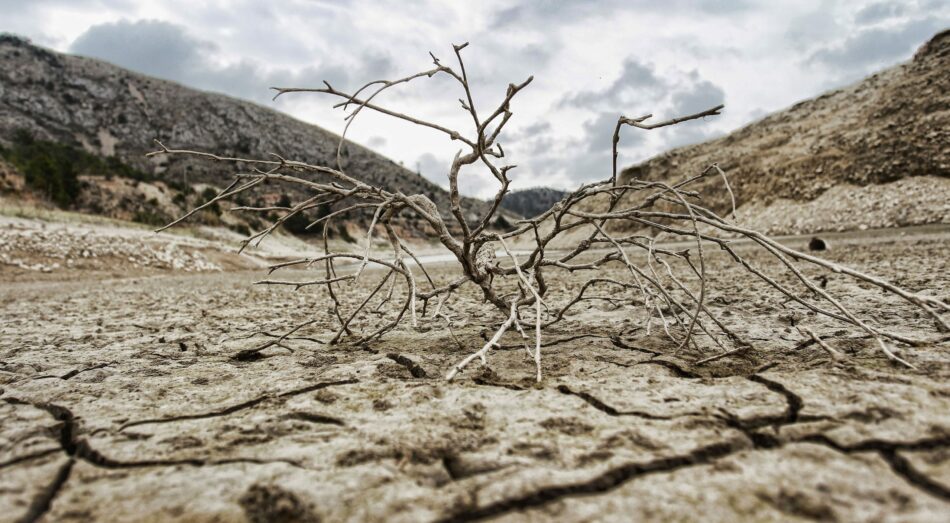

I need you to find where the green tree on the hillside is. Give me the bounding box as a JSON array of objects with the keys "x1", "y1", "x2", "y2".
[
  {"x1": 1, "y1": 129, "x2": 152, "y2": 208},
  {"x1": 4, "y1": 130, "x2": 81, "y2": 207}
]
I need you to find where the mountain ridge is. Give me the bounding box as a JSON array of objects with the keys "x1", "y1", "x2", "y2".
[{"x1": 0, "y1": 33, "x2": 492, "y2": 233}]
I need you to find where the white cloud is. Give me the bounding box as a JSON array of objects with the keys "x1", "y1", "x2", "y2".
[{"x1": 2, "y1": 0, "x2": 947, "y2": 198}]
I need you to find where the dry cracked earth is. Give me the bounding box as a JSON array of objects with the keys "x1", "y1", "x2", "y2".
[{"x1": 1, "y1": 227, "x2": 949, "y2": 522}]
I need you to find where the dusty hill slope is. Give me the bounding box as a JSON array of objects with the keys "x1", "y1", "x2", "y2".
[
  {"x1": 0, "y1": 34, "x2": 489, "y2": 225},
  {"x1": 615, "y1": 30, "x2": 949, "y2": 234}
]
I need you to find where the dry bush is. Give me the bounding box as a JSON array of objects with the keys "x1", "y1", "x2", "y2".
[{"x1": 149, "y1": 43, "x2": 949, "y2": 381}]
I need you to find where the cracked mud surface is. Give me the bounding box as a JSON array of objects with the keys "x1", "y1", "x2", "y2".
[{"x1": 2, "y1": 230, "x2": 949, "y2": 522}]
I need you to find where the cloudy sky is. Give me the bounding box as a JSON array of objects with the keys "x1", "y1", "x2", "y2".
[{"x1": 2, "y1": 1, "x2": 947, "y2": 197}]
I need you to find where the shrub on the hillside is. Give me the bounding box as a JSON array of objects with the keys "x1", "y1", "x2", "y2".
[
  {"x1": 200, "y1": 187, "x2": 221, "y2": 214},
  {"x1": 132, "y1": 209, "x2": 167, "y2": 226},
  {"x1": 2, "y1": 130, "x2": 81, "y2": 206},
  {"x1": 229, "y1": 222, "x2": 251, "y2": 236},
  {"x1": 277, "y1": 196, "x2": 333, "y2": 235},
  {"x1": 1, "y1": 129, "x2": 152, "y2": 207}
]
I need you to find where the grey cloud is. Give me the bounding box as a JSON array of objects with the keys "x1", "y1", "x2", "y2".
[
  {"x1": 506, "y1": 121, "x2": 552, "y2": 145},
  {"x1": 356, "y1": 51, "x2": 397, "y2": 82},
  {"x1": 458, "y1": 41, "x2": 558, "y2": 102},
  {"x1": 500, "y1": 121, "x2": 556, "y2": 185},
  {"x1": 415, "y1": 152, "x2": 449, "y2": 187},
  {"x1": 546, "y1": 54, "x2": 725, "y2": 184},
  {"x1": 581, "y1": 111, "x2": 621, "y2": 153},
  {"x1": 785, "y1": 10, "x2": 842, "y2": 50},
  {"x1": 0, "y1": 0, "x2": 134, "y2": 8},
  {"x1": 490, "y1": 1, "x2": 596, "y2": 29},
  {"x1": 552, "y1": 107, "x2": 720, "y2": 185},
  {"x1": 441, "y1": 60, "x2": 723, "y2": 190},
  {"x1": 515, "y1": 121, "x2": 552, "y2": 137},
  {"x1": 483, "y1": 43, "x2": 555, "y2": 78},
  {"x1": 71, "y1": 19, "x2": 212, "y2": 81},
  {"x1": 691, "y1": 0, "x2": 754, "y2": 14},
  {"x1": 521, "y1": 134, "x2": 556, "y2": 157},
  {"x1": 670, "y1": 76, "x2": 726, "y2": 115},
  {"x1": 366, "y1": 136, "x2": 387, "y2": 149},
  {"x1": 560, "y1": 110, "x2": 645, "y2": 183},
  {"x1": 490, "y1": 0, "x2": 753, "y2": 28},
  {"x1": 808, "y1": 17, "x2": 945, "y2": 73},
  {"x1": 559, "y1": 149, "x2": 609, "y2": 184},
  {"x1": 559, "y1": 59, "x2": 667, "y2": 109},
  {"x1": 655, "y1": 77, "x2": 725, "y2": 149},
  {"x1": 854, "y1": 2, "x2": 907, "y2": 25},
  {"x1": 69, "y1": 19, "x2": 394, "y2": 104},
  {"x1": 660, "y1": 121, "x2": 724, "y2": 150}
]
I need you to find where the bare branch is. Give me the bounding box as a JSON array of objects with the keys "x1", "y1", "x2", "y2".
[{"x1": 154, "y1": 45, "x2": 943, "y2": 381}]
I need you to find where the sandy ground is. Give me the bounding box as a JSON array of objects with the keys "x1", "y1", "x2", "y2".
[
  {"x1": 1, "y1": 226, "x2": 949, "y2": 522},
  {"x1": 0, "y1": 205, "x2": 457, "y2": 283}
]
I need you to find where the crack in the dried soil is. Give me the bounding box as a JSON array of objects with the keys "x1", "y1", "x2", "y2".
[
  {"x1": 433, "y1": 439, "x2": 748, "y2": 523},
  {"x1": 437, "y1": 374, "x2": 950, "y2": 521},
  {"x1": 798, "y1": 433, "x2": 950, "y2": 501},
  {"x1": 119, "y1": 378, "x2": 358, "y2": 430},
  {"x1": 386, "y1": 353, "x2": 429, "y2": 378},
  {"x1": 33, "y1": 361, "x2": 115, "y2": 381},
  {"x1": 746, "y1": 375, "x2": 802, "y2": 422},
  {"x1": 609, "y1": 336, "x2": 662, "y2": 356},
  {"x1": 119, "y1": 395, "x2": 272, "y2": 431},
  {"x1": 284, "y1": 411, "x2": 345, "y2": 426},
  {"x1": 556, "y1": 385, "x2": 684, "y2": 420},
  {"x1": 471, "y1": 378, "x2": 527, "y2": 391},
  {"x1": 717, "y1": 373, "x2": 827, "y2": 448},
  {"x1": 4, "y1": 397, "x2": 307, "y2": 470},
  {"x1": 4, "y1": 379, "x2": 360, "y2": 522},
  {"x1": 636, "y1": 358, "x2": 700, "y2": 378},
  {"x1": 484, "y1": 333, "x2": 610, "y2": 352},
  {"x1": 0, "y1": 448, "x2": 61, "y2": 470},
  {"x1": 436, "y1": 429, "x2": 950, "y2": 522},
  {"x1": 595, "y1": 355, "x2": 699, "y2": 379},
  {"x1": 728, "y1": 376, "x2": 950, "y2": 501},
  {"x1": 14, "y1": 458, "x2": 74, "y2": 523}
]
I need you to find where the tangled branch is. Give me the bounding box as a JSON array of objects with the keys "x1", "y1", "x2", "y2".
[{"x1": 150, "y1": 43, "x2": 947, "y2": 381}]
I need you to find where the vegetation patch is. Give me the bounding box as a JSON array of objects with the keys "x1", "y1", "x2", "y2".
[{"x1": 1, "y1": 129, "x2": 151, "y2": 207}]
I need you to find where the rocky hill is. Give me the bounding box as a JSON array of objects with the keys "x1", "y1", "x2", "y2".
[
  {"x1": 499, "y1": 187, "x2": 568, "y2": 219},
  {"x1": 612, "y1": 29, "x2": 949, "y2": 235},
  {"x1": 0, "y1": 34, "x2": 492, "y2": 237}
]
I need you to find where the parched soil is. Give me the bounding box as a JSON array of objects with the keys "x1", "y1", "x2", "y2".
[{"x1": 1, "y1": 228, "x2": 949, "y2": 522}]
